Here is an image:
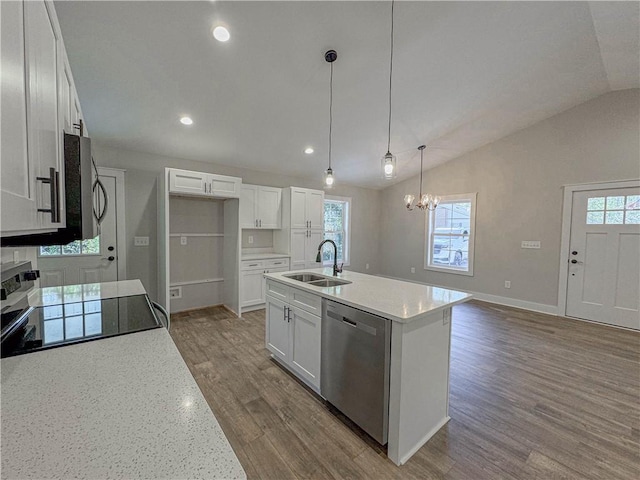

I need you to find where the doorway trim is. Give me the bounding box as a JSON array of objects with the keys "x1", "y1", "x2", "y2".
[
  {"x1": 557, "y1": 178, "x2": 640, "y2": 317},
  {"x1": 98, "y1": 167, "x2": 127, "y2": 281}
]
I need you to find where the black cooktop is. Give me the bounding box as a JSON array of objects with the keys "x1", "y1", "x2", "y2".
[{"x1": 1, "y1": 294, "x2": 161, "y2": 358}]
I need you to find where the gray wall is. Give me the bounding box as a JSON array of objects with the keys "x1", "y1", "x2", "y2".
[
  {"x1": 379, "y1": 89, "x2": 640, "y2": 309},
  {"x1": 93, "y1": 146, "x2": 382, "y2": 301}
]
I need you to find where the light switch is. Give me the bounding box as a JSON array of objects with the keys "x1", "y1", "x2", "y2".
[
  {"x1": 248, "y1": 235, "x2": 254, "y2": 244},
  {"x1": 134, "y1": 236, "x2": 149, "y2": 246},
  {"x1": 180, "y1": 236, "x2": 187, "y2": 246},
  {"x1": 521, "y1": 241, "x2": 540, "y2": 249}
]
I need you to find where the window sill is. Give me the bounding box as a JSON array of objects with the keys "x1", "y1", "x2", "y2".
[{"x1": 425, "y1": 265, "x2": 474, "y2": 277}]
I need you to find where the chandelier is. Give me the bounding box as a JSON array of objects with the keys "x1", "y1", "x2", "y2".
[{"x1": 404, "y1": 145, "x2": 440, "y2": 211}]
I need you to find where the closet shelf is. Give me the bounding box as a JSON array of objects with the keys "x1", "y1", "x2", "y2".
[
  {"x1": 169, "y1": 233, "x2": 224, "y2": 237},
  {"x1": 170, "y1": 278, "x2": 224, "y2": 287}
]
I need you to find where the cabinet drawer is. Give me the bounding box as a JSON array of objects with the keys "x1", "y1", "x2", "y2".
[
  {"x1": 241, "y1": 260, "x2": 265, "y2": 270},
  {"x1": 265, "y1": 279, "x2": 288, "y2": 301},
  {"x1": 289, "y1": 286, "x2": 322, "y2": 316},
  {"x1": 265, "y1": 258, "x2": 289, "y2": 269}
]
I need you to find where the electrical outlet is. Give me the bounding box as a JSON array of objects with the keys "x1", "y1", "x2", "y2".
[
  {"x1": 521, "y1": 241, "x2": 541, "y2": 249},
  {"x1": 13, "y1": 250, "x2": 20, "y2": 263},
  {"x1": 134, "y1": 236, "x2": 149, "y2": 246},
  {"x1": 505, "y1": 280, "x2": 511, "y2": 289},
  {"x1": 169, "y1": 287, "x2": 182, "y2": 299},
  {"x1": 411, "y1": 267, "x2": 416, "y2": 274},
  {"x1": 248, "y1": 235, "x2": 254, "y2": 244},
  {"x1": 180, "y1": 236, "x2": 187, "y2": 246},
  {"x1": 366, "y1": 263, "x2": 370, "y2": 270}
]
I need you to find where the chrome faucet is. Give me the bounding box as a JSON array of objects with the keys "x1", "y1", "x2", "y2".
[{"x1": 315, "y1": 239, "x2": 343, "y2": 276}]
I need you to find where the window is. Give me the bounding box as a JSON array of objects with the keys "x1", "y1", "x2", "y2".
[
  {"x1": 323, "y1": 196, "x2": 351, "y2": 266},
  {"x1": 586, "y1": 194, "x2": 640, "y2": 225},
  {"x1": 425, "y1": 193, "x2": 476, "y2": 276},
  {"x1": 39, "y1": 237, "x2": 100, "y2": 257}
]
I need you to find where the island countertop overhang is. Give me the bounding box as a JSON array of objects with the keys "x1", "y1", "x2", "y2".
[{"x1": 263, "y1": 268, "x2": 472, "y2": 323}]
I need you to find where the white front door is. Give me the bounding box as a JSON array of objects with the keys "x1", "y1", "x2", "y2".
[
  {"x1": 38, "y1": 172, "x2": 119, "y2": 287},
  {"x1": 565, "y1": 187, "x2": 640, "y2": 329}
]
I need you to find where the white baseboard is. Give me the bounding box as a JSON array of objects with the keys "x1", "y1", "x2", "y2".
[{"x1": 376, "y1": 274, "x2": 558, "y2": 316}]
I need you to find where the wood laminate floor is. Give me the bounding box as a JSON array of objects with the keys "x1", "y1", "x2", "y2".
[{"x1": 170, "y1": 301, "x2": 640, "y2": 479}]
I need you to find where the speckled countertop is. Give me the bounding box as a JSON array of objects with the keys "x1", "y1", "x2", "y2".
[
  {"x1": 241, "y1": 252, "x2": 290, "y2": 261},
  {"x1": 1, "y1": 328, "x2": 246, "y2": 480},
  {"x1": 264, "y1": 268, "x2": 472, "y2": 323}
]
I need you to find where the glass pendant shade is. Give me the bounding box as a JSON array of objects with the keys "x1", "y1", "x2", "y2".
[
  {"x1": 324, "y1": 167, "x2": 334, "y2": 187},
  {"x1": 382, "y1": 152, "x2": 397, "y2": 180},
  {"x1": 404, "y1": 194, "x2": 415, "y2": 210}
]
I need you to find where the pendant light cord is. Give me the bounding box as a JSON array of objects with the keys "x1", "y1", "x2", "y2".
[
  {"x1": 419, "y1": 148, "x2": 424, "y2": 198},
  {"x1": 387, "y1": 0, "x2": 395, "y2": 153},
  {"x1": 329, "y1": 61, "x2": 333, "y2": 170}
]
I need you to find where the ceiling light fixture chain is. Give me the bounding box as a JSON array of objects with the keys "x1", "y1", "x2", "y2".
[
  {"x1": 381, "y1": 0, "x2": 397, "y2": 180},
  {"x1": 404, "y1": 145, "x2": 440, "y2": 211},
  {"x1": 324, "y1": 49, "x2": 337, "y2": 188}
]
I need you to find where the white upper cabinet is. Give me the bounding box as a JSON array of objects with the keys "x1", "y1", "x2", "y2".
[
  {"x1": 1, "y1": 0, "x2": 38, "y2": 232},
  {"x1": 1, "y1": 0, "x2": 73, "y2": 235},
  {"x1": 168, "y1": 169, "x2": 241, "y2": 198},
  {"x1": 290, "y1": 187, "x2": 324, "y2": 230},
  {"x1": 240, "y1": 184, "x2": 282, "y2": 229},
  {"x1": 290, "y1": 229, "x2": 323, "y2": 270}
]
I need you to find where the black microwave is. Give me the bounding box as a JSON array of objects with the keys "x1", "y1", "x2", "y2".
[{"x1": 1, "y1": 133, "x2": 107, "y2": 247}]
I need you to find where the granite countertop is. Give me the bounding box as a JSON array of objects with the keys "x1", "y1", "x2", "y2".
[
  {"x1": 241, "y1": 252, "x2": 290, "y2": 261},
  {"x1": 264, "y1": 268, "x2": 472, "y2": 323},
  {"x1": 28, "y1": 279, "x2": 147, "y2": 307},
  {"x1": 0, "y1": 328, "x2": 246, "y2": 480}
]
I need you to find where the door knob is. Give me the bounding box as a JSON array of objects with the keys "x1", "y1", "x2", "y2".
[
  {"x1": 102, "y1": 256, "x2": 115, "y2": 262},
  {"x1": 570, "y1": 259, "x2": 582, "y2": 264}
]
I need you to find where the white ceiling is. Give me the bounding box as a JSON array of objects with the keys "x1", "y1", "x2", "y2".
[{"x1": 54, "y1": 1, "x2": 639, "y2": 189}]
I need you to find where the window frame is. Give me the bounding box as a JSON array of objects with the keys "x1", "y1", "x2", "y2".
[
  {"x1": 323, "y1": 195, "x2": 351, "y2": 267},
  {"x1": 424, "y1": 192, "x2": 477, "y2": 276}
]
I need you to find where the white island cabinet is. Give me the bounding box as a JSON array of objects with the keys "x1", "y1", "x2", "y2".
[{"x1": 264, "y1": 268, "x2": 473, "y2": 466}]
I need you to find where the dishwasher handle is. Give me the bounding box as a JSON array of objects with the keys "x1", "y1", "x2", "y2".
[{"x1": 342, "y1": 317, "x2": 357, "y2": 327}]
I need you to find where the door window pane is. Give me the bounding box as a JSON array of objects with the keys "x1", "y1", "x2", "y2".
[
  {"x1": 606, "y1": 196, "x2": 625, "y2": 210},
  {"x1": 625, "y1": 195, "x2": 640, "y2": 210},
  {"x1": 39, "y1": 236, "x2": 101, "y2": 256},
  {"x1": 605, "y1": 211, "x2": 624, "y2": 224},
  {"x1": 625, "y1": 211, "x2": 640, "y2": 224},
  {"x1": 587, "y1": 197, "x2": 605, "y2": 210},
  {"x1": 586, "y1": 211, "x2": 604, "y2": 224},
  {"x1": 62, "y1": 242, "x2": 81, "y2": 255}
]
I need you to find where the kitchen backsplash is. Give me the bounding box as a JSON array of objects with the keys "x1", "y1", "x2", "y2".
[{"x1": 241, "y1": 229, "x2": 273, "y2": 249}]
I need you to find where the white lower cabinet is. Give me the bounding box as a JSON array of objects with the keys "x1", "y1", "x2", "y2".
[
  {"x1": 240, "y1": 258, "x2": 290, "y2": 308},
  {"x1": 265, "y1": 280, "x2": 321, "y2": 391}
]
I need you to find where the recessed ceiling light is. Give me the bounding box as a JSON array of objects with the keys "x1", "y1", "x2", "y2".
[
  {"x1": 213, "y1": 26, "x2": 230, "y2": 42},
  {"x1": 180, "y1": 116, "x2": 193, "y2": 125},
  {"x1": 304, "y1": 147, "x2": 314, "y2": 154}
]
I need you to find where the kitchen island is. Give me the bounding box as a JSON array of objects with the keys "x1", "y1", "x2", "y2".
[
  {"x1": 1, "y1": 282, "x2": 246, "y2": 479},
  {"x1": 263, "y1": 268, "x2": 472, "y2": 466}
]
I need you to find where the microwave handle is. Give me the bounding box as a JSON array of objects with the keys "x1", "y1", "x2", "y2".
[{"x1": 93, "y1": 177, "x2": 108, "y2": 225}]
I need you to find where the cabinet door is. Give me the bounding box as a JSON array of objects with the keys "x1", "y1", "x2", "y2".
[
  {"x1": 290, "y1": 229, "x2": 308, "y2": 270},
  {"x1": 208, "y1": 173, "x2": 241, "y2": 198},
  {"x1": 306, "y1": 230, "x2": 324, "y2": 269},
  {"x1": 290, "y1": 188, "x2": 308, "y2": 229},
  {"x1": 1, "y1": 0, "x2": 39, "y2": 233},
  {"x1": 169, "y1": 169, "x2": 208, "y2": 195},
  {"x1": 25, "y1": 0, "x2": 64, "y2": 229},
  {"x1": 241, "y1": 269, "x2": 264, "y2": 307},
  {"x1": 265, "y1": 296, "x2": 290, "y2": 362},
  {"x1": 240, "y1": 184, "x2": 258, "y2": 228},
  {"x1": 306, "y1": 189, "x2": 325, "y2": 230},
  {"x1": 290, "y1": 307, "x2": 321, "y2": 389},
  {"x1": 257, "y1": 186, "x2": 281, "y2": 229}
]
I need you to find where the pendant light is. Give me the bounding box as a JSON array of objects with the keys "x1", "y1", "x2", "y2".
[
  {"x1": 404, "y1": 145, "x2": 440, "y2": 211},
  {"x1": 324, "y1": 49, "x2": 337, "y2": 188},
  {"x1": 381, "y1": 0, "x2": 397, "y2": 180}
]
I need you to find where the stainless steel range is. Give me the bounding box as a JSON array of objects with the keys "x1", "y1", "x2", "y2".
[{"x1": 1, "y1": 262, "x2": 163, "y2": 358}]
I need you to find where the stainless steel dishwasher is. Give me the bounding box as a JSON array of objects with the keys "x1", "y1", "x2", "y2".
[{"x1": 321, "y1": 299, "x2": 391, "y2": 445}]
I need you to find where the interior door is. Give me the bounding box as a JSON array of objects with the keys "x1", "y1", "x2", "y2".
[
  {"x1": 38, "y1": 173, "x2": 119, "y2": 287},
  {"x1": 565, "y1": 187, "x2": 640, "y2": 329}
]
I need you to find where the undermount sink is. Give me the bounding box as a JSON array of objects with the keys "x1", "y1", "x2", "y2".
[
  {"x1": 283, "y1": 272, "x2": 352, "y2": 288},
  {"x1": 284, "y1": 273, "x2": 325, "y2": 283},
  {"x1": 307, "y1": 278, "x2": 352, "y2": 288}
]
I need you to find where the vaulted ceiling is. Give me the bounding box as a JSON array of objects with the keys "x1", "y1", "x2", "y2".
[{"x1": 55, "y1": 1, "x2": 640, "y2": 189}]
